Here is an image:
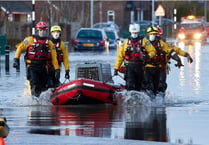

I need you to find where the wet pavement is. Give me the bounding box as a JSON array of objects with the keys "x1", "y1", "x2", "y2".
[{"x1": 1, "y1": 42, "x2": 209, "y2": 145}]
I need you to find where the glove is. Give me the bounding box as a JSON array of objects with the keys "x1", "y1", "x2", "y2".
[
  {"x1": 65, "y1": 70, "x2": 70, "y2": 79},
  {"x1": 13, "y1": 58, "x2": 20, "y2": 69},
  {"x1": 114, "y1": 69, "x2": 118, "y2": 76},
  {"x1": 55, "y1": 69, "x2": 60, "y2": 80},
  {"x1": 185, "y1": 53, "x2": 193, "y2": 63},
  {"x1": 175, "y1": 59, "x2": 184, "y2": 68},
  {"x1": 171, "y1": 53, "x2": 184, "y2": 68}
]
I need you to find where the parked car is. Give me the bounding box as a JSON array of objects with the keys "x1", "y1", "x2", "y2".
[
  {"x1": 104, "y1": 29, "x2": 119, "y2": 49},
  {"x1": 155, "y1": 18, "x2": 174, "y2": 25},
  {"x1": 93, "y1": 22, "x2": 120, "y2": 33},
  {"x1": 135, "y1": 20, "x2": 153, "y2": 37},
  {"x1": 72, "y1": 28, "x2": 109, "y2": 51},
  {"x1": 203, "y1": 22, "x2": 209, "y2": 37}
]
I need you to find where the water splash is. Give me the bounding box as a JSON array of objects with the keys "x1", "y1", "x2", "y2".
[
  {"x1": 26, "y1": 89, "x2": 53, "y2": 106},
  {"x1": 38, "y1": 89, "x2": 53, "y2": 106},
  {"x1": 115, "y1": 90, "x2": 152, "y2": 106},
  {"x1": 0, "y1": 86, "x2": 53, "y2": 107},
  {"x1": 114, "y1": 90, "x2": 205, "y2": 107},
  {"x1": 23, "y1": 80, "x2": 31, "y2": 96}
]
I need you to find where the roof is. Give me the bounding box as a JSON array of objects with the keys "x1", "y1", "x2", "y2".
[
  {"x1": 0, "y1": 1, "x2": 31, "y2": 14},
  {"x1": 181, "y1": 20, "x2": 202, "y2": 24}
]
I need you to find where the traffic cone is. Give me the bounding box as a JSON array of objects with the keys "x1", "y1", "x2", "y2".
[{"x1": 0, "y1": 138, "x2": 5, "y2": 145}]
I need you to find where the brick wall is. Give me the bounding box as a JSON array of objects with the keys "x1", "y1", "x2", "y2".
[{"x1": 93, "y1": 1, "x2": 152, "y2": 36}]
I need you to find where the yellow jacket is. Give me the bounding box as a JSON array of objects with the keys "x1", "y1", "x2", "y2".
[
  {"x1": 167, "y1": 42, "x2": 187, "y2": 57},
  {"x1": 14, "y1": 36, "x2": 59, "y2": 70},
  {"x1": 145, "y1": 40, "x2": 173, "y2": 68},
  {"x1": 55, "y1": 41, "x2": 70, "y2": 71},
  {"x1": 114, "y1": 38, "x2": 156, "y2": 70}
]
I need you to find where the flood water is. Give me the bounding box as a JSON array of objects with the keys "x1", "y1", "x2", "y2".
[{"x1": 0, "y1": 42, "x2": 209, "y2": 145}]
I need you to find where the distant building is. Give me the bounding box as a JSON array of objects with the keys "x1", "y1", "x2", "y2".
[
  {"x1": 93, "y1": 1, "x2": 152, "y2": 37},
  {"x1": 0, "y1": 1, "x2": 154, "y2": 48},
  {"x1": 0, "y1": 1, "x2": 32, "y2": 22},
  {"x1": 93, "y1": 1, "x2": 152, "y2": 26}
]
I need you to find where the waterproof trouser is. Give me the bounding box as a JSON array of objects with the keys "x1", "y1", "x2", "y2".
[
  {"x1": 158, "y1": 70, "x2": 167, "y2": 93},
  {"x1": 47, "y1": 65, "x2": 60, "y2": 88},
  {"x1": 27, "y1": 64, "x2": 48, "y2": 97},
  {"x1": 126, "y1": 62, "x2": 144, "y2": 91},
  {"x1": 144, "y1": 67, "x2": 161, "y2": 95}
]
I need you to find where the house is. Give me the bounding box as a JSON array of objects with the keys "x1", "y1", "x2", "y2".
[
  {"x1": 0, "y1": 1, "x2": 32, "y2": 22},
  {"x1": 0, "y1": 1, "x2": 32, "y2": 46},
  {"x1": 0, "y1": 1, "x2": 154, "y2": 49}
]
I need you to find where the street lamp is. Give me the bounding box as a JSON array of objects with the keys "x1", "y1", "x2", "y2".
[
  {"x1": 204, "y1": 1, "x2": 207, "y2": 21},
  {"x1": 152, "y1": 0, "x2": 155, "y2": 24},
  {"x1": 32, "y1": 0, "x2": 35, "y2": 35},
  {"x1": 90, "y1": 0, "x2": 94, "y2": 27}
]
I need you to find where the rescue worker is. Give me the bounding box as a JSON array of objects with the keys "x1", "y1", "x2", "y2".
[
  {"x1": 157, "y1": 27, "x2": 193, "y2": 94},
  {"x1": 48, "y1": 25, "x2": 70, "y2": 88},
  {"x1": 144, "y1": 26, "x2": 174, "y2": 97},
  {"x1": 13, "y1": 21, "x2": 60, "y2": 97},
  {"x1": 114, "y1": 23, "x2": 156, "y2": 91}
]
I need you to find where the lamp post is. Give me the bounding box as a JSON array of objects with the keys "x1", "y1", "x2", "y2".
[
  {"x1": 32, "y1": 0, "x2": 35, "y2": 35},
  {"x1": 204, "y1": 1, "x2": 207, "y2": 21},
  {"x1": 90, "y1": 0, "x2": 94, "y2": 27},
  {"x1": 99, "y1": 1, "x2": 102, "y2": 24},
  {"x1": 125, "y1": 1, "x2": 135, "y2": 23},
  {"x1": 174, "y1": 8, "x2": 177, "y2": 30},
  {"x1": 152, "y1": 0, "x2": 155, "y2": 24}
]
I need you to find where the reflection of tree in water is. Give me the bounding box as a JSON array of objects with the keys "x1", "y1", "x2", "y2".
[{"x1": 124, "y1": 106, "x2": 167, "y2": 142}]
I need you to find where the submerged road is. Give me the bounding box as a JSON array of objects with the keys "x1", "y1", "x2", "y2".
[{"x1": 1, "y1": 41, "x2": 209, "y2": 145}]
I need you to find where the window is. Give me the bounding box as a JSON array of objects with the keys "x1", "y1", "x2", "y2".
[{"x1": 77, "y1": 30, "x2": 102, "y2": 39}]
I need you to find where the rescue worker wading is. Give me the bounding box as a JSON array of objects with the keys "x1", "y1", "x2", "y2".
[
  {"x1": 114, "y1": 23, "x2": 156, "y2": 91},
  {"x1": 13, "y1": 21, "x2": 60, "y2": 97},
  {"x1": 48, "y1": 25, "x2": 70, "y2": 88},
  {"x1": 157, "y1": 27, "x2": 193, "y2": 94},
  {"x1": 144, "y1": 26, "x2": 174, "y2": 97}
]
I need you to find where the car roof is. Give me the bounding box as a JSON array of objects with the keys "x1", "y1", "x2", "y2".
[
  {"x1": 75, "y1": 27, "x2": 107, "y2": 38},
  {"x1": 93, "y1": 22, "x2": 117, "y2": 25},
  {"x1": 105, "y1": 29, "x2": 118, "y2": 35},
  {"x1": 79, "y1": 27, "x2": 105, "y2": 31},
  {"x1": 92, "y1": 22, "x2": 119, "y2": 31}
]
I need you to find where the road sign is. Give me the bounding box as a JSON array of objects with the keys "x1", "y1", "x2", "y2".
[{"x1": 155, "y1": 4, "x2": 165, "y2": 17}]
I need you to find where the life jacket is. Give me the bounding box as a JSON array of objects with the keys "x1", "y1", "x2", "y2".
[
  {"x1": 54, "y1": 41, "x2": 63, "y2": 63},
  {"x1": 26, "y1": 36, "x2": 51, "y2": 62},
  {"x1": 125, "y1": 37, "x2": 146, "y2": 62},
  {"x1": 146, "y1": 40, "x2": 166, "y2": 65}
]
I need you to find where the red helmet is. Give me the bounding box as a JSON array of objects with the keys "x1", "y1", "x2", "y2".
[
  {"x1": 158, "y1": 27, "x2": 163, "y2": 36},
  {"x1": 36, "y1": 21, "x2": 48, "y2": 30}
]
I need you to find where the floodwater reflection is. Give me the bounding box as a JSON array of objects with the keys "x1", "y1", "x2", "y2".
[{"x1": 27, "y1": 105, "x2": 168, "y2": 142}]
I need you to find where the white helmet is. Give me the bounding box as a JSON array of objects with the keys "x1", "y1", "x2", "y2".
[{"x1": 129, "y1": 23, "x2": 140, "y2": 33}]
